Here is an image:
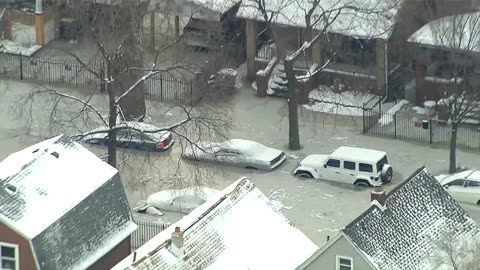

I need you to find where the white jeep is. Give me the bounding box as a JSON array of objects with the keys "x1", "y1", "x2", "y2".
[{"x1": 294, "y1": 146, "x2": 393, "y2": 187}]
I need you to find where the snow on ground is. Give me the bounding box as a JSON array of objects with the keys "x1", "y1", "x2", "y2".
[
  {"x1": 0, "y1": 40, "x2": 41, "y2": 56},
  {"x1": 413, "y1": 106, "x2": 427, "y2": 115},
  {"x1": 378, "y1": 99, "x2": 409, "y2": 126},
  {"x1": 303, "y1": 85, "x2": 376, "y2": 116}
]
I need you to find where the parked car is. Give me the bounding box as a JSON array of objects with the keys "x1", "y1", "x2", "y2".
[
  {"x1": 145, "y1": 187, "x2": 221, "y2": 214},
  {"x1": 439, "y1": 170, "x2": 480, "y2": 205},
  {"x1": 182, "y1": 139, "x2": 286, "y2": 171},
  {"x1": 294, "y1": 146, "x2": 393, "y2": 187},
  {"x1": 80, "y1": 121, "x2": 174, "y2": 151}
]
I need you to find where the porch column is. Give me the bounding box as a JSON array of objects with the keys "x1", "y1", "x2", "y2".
[
  {"x1": 375, "y1": 39, "x2": 387, "y2": 95},
  {"x1": 246, "y1": 19, "x2": 257, "y2": 81},
  {"x1": 415, "y1": 59, "x2": 427, "y2": 106},
  {"x1": 4, "y1": 9, "x2": 12, "y2": 40},
  {"x1": 312, "y1": 32, "x2": 323, "y2": 65},
  {"x1": 35, "y1": 0, "x2": 45, "y2": 46}
]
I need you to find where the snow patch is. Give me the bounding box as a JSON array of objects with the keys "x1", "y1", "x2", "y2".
[
  {"x1": 378, "y1": 100, "x2": 409, "y2": 126},
  {"x1": 303, "y1": 85, "x2": 376, "y2": 116},
  {"x1": 413, "y1": 106, "x2": 427, "y2": 115},
  {"x1": 0, "y1": 40, "x2": 41, "y2": 57}
]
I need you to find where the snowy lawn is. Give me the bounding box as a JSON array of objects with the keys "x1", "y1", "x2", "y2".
[
  {"x1": 302, "y1": 85, "x2": 376, "y2": 116},
  {"x1": 377, "y1": 99, "x2": 409, "y2": 126}
]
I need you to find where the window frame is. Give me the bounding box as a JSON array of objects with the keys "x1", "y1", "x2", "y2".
[
  {"x1": 326, "y1": 159, "x2": 341, "y2": 168},
  {"x1": 343, "y1": 161, "x2": 356, "y2": 170},
  {"x1": 336, "y1": 255, "x2": 353, "y2": 270},
  {"x1": 444, "y1": 179, "x2": 467, "y2": 188},
  {"x1": 0, "y1": 242, "x2": 19, "y2": 270},
  {"x1": 359, "y1": 163, "x2": 374, "y2": 173}
]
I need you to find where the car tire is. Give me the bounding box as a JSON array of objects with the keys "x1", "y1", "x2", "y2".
[
  {"x1": 245, "y1": 166, "x2": 258, "y2": 170},
  {"x1": 381, "y1": 167, "x2": 393, "y2": 183},
  {"x1": 295, "y1": 171, "x2": 313, "y2": 179},
  {"x1": 354, "y1": 180, "x2": 371, "y2": 187}
]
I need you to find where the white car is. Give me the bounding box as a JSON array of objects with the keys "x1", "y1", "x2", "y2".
[
  {"x1": 146, "y1": 187, "x2": 220, "y2": 214},
  {"x1": 439, "y1": 170, "x2": 480, "y2": 205},
  {"x1": 182, "y1": 139, "x2": 286, "y2": 171},
  {"x1": 294, "y1": 146, "x2": 393, "y2": 187}
]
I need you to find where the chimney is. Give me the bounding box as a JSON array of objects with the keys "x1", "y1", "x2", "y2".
[
  {"x1": 371, "y1": 185, "x2": 386, "y2": 207},
  {"x1": 171, "y1": 227, "x2": 184, "y2": 259}
]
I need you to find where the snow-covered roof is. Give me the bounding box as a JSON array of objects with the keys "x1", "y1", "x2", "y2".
[
  {"x1": 238, "y1": 0, "x2": 402, "y2": 39},
  {"x1": 342, "y1": 166, "x2": 480, "y2": 270},
  {"x1": 0, "y1": 135, "x2": 137, "y2": 269},
  {"x1": 112, "y1": 177, "x2": 318, "y2": 270},
  {"x1": 330, "y1": 146, "x2": 386, "y2": 163},
  {"x1": 409, "y1": 12, "x2": 480, "y2": 52}
]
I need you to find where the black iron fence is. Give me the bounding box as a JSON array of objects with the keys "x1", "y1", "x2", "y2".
[
  {"x1": 131, "y1": 220, "x2": 171, "y2": 251},
  {"x1": 0, "y1": 52, "x2": 193, "y2": 103},
  {"x1": 363, "y1": 110, "x2": 480, "y2": 150}
]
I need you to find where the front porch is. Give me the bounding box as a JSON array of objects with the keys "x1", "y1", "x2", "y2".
[{"x1": 246, "y1": 19, "x2": 392, "y2": 99}]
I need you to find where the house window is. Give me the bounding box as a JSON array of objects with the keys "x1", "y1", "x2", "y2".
[
  {"x1": 0, "y1": 243, "x2": 19, "y2": 270},
  {"x1": 336, "y1": 255, "x2": 353, "y2": 270}
]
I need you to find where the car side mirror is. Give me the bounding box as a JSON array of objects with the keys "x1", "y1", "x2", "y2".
[{"x1": 324, "y1": 164, "x2": 327, "y2": 168}]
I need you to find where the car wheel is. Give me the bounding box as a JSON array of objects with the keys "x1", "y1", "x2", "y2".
[
  {"x1": 295, "y1": 171, "x2": 313, "y2": 179},
  {"x1": 245, "y1": 166, "x2": 258, "y2": 170},
  {"x1": 354, "y1": 180, "x2": 371, "y2": 187},
  {"x1": 381, "y1": 167, "x2": 393, "y2": 183}
]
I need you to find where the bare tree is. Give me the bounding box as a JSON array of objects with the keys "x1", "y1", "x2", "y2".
[
  {"x1": 431, "y1": 231, "x2": 480, "y2": 270},
  {"x1": 411, "y1": 12, "x2": 480, "y2": 173},
  {"x1": 244, "y1": 0, "x2": 398, "y2": 150},
  {"x1": 15, "y1": 0, "x2": 232, "y2": 188}
]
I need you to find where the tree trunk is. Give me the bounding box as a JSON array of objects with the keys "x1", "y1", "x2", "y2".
[
  {"x1": 285, "y1": 59, "x2": 301, "y2": 150},
  {"x1": 449, "y1": 122, "x2": 458, "y2": 173},
  {"x1": 107, "y1": 80, "x2": 118, "y2": 168},
  {"x1": 114, "y1": 4, "x2": 147, "y2": 121}
]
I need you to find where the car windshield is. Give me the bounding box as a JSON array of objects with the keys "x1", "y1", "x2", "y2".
[{"x1": 376, "y1": 155, "x2": 388, "y2": 173}]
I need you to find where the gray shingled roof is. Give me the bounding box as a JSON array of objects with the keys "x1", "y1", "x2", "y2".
[
  {"x1": 342, "y1": 166, "x2": 480, "y2": 270},
  {"x1": 112, "y1": 177, "x2": 318, "y2": 270},
  {"x1": 0, "y1": 135, "x2": 137, "y2": 270}
]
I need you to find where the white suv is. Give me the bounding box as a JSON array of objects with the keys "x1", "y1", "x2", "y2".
[{"x1": 294, "y1": 146, "x2": 393, "y2": 187}]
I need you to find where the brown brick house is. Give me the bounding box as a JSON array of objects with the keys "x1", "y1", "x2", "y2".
[{"x1": 0, "y1": 135, "x2": 137, "y2": 270}]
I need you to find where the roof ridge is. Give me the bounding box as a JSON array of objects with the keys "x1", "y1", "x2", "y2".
[{"x1": 343, "y1": 166, "x2": 427, "y2": 230}]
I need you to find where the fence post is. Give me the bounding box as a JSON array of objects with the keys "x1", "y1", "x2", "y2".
[
  {"x1": 394, "y1": 113, "x2": 397, "y2": 139},
  {"x1": 19, "y1": 54, "x2": 23, "y2": 80},
  {"x1": 429, "y1": 119, "x2": 433, "y2": 144},
  {"x1": 160, "y1": 74, "x2": 163, "y2": 101},
  {"x1": 362, "y1": 103, "x2": 365, "y2": 133}
]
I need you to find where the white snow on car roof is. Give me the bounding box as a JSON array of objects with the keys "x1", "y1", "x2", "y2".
[
  {"x1": 226, "y1": 139, "x2": 269, "y2": 154},
  {"x1": 330, "y1": 146, "x2": 386, "y2": 163},
  {"x1": 468, "y1": 171, "x2": 480, "y2": 181}
]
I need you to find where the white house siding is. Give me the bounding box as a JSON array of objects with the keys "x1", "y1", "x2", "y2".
[{"x1": 304, "y1": 235, "x2": 374, "y2": 270}]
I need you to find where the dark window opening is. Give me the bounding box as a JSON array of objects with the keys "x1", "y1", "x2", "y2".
[{"x1": 327, "y1": 159, "x2": 340, "y2": 168}]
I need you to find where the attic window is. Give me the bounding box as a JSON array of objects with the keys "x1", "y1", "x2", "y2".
[
  {"x1": 50, "y1": 151, "x2": 59, "y2": 159},
  {"x1": 5, "y1": 184, "x2": 17, "y2": 195}
]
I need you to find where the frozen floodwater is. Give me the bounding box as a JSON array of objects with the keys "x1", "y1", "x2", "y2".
[{"x1": 1, "y1": 79, "x2": 480, "y2": 247}]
